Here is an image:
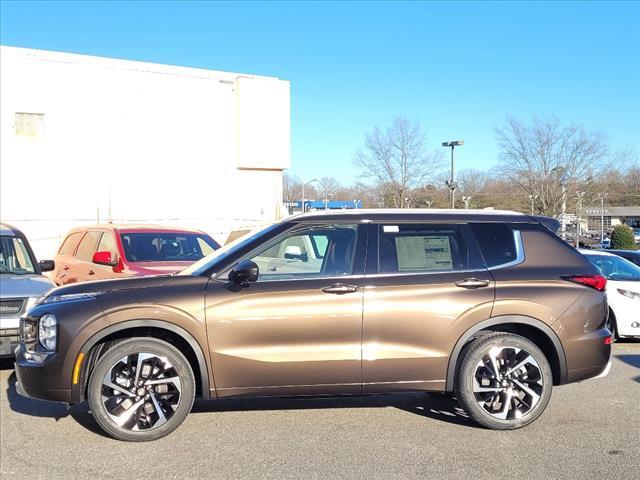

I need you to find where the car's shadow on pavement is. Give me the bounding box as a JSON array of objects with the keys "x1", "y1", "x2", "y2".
[
  {"x1": 3, "y1": 360, "x2": 474, "y2": 435},
  {"x1": 2, "y1": 368, "x2": 111, "y2": 437},
  {"x1": 615, "y1": 353, "x2": 640, "y2": 383},
  {"x1": 190, "y1": 392, "x2": 474, "y2": 427}
]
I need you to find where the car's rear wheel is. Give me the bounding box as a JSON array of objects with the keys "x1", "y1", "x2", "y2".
[
  {"x1": 455, "y1": 332, "x2": 552, "y2": 430},
  {"x1": 87, "y1": 337, "x2": 195, "y2": 441}
]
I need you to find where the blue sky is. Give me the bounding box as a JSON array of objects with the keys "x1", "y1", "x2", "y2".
[{"x1": 2, "y1": 1, "x2": 638, "y2": 184}]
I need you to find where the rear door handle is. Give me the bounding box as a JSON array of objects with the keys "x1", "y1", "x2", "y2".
[
  {"x1": 455, "y1": 278, "x2": 490, "y2": 289},
  {"x1": 321, "y1": 284, "x2": 359, "y2": 294}
]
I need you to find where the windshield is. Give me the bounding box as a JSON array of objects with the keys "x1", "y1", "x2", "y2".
[
  {"x1": 0, "y1": 235, "x2": 36, "y2": 275},
  {"x1": 120, "y1": 232, "x2": 220, "y2": 263},
  {"x1": 584, "y1": 253, "x2": 640, "y2": 282},
  {"x1": 180, "y1": 223, "x2": 282, "y2": 276}
]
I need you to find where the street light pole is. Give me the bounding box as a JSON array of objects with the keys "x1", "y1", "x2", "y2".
[
  {"x1": 301, "y1": 178, "x2": 318, "y2": 213},
  {"x1": 443, "y1": 140, "x2": 464, "y2": 209}
]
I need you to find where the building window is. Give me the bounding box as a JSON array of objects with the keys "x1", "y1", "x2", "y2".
[{"x1": 15, "y1": 112, "x2": 45, "y2": 139}]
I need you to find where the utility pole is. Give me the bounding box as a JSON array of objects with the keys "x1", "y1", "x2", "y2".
[
  {"x1": 442, "y1": 140, "x2": 464, "y2": 208},
  {"x1": 528, "y1": 194, "x2": 538, "y2": 215},
  {"x1": 575, "y1": 192, "x2": 586, "y2": 246},
  {"x1": 597, "y1": 192, "x2": 608, "y2": 243},
  {"x1": 108, "y1": 188, "x2": 112, "y2": 223},
  {"x1": 462, "y1": 196, "x2": 472, "y2": 209}
]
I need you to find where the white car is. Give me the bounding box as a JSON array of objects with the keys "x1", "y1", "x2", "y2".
[{"x1": 579, "y1": 249, "x2": 640, "y2": 340}]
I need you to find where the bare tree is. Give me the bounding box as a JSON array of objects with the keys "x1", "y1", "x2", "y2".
[
  {"x1": 282, "y1": 172, "x2": 300, "y2": 203},
  {"x1": 353, "y1": 117, "x2": 443, "y2": 208},
  {"x1": 317, "y1": 177, "x2": 341, "y2": 199},
  {"x1": 496, "y1": 116, "x2": 629, "y2": 217},
  {"x1": 283, "y1": 173, "x2": 318, "y2": 203}
]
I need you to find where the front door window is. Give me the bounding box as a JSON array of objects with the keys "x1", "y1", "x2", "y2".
[{"x1": 247, "y1": 224, "x2": 358, "y2": 281}]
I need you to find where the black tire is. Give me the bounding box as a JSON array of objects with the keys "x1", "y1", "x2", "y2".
[
  {"x1": 606, "y1": 309, "x2": 618, "y2": 341},
  {"x1": 87, "y1": 337, "x2": 195, "y2": 442},
  {"x1": 455, "y1": 332, "x2": 553, "y2": 430}
]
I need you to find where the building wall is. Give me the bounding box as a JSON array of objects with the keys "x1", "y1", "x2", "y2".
[{"x1": 0, "y1": 46, "x2": 290, "y2": 258}]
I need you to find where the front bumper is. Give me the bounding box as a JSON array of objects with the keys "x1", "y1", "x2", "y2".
[{"x1": 14, "y1": 343, "x2": 72, "y2": 402}]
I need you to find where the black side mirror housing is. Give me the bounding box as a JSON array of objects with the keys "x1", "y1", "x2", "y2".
[
  {"x1": 38, "y1": 260, "x2": 55, "y2": 272},
  {"x1": 229, "y1": 260, "x2": 259, "y2": 285}
]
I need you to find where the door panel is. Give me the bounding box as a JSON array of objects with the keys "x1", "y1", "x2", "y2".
[
  {"x1": 205, "y1": 277, "x2": 364, "y2": 396},
  {"x1": 362, "y1": 272, "x2": 494, "y2": 392},
  {"x1": 362, "y1": 222, "x2": 494, "y2": 392},
  {"x1": 205, "y1": 223, "x2": 367, "y2": 397}
]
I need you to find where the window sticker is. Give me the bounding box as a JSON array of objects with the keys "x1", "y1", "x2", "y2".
[
  {"x1": 383, "y1": 225, "x2": 400, "y2": 233},
  {"x1": 394, "y1": 235, "x2": 453, "y2": 271}
]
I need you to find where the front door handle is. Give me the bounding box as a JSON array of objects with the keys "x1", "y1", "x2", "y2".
[
  {"x1": 455, "y1": 278, "x2": 490, "y2": 289},
  {"x1": 321, "y1": 284, "x2": 359, "y2": 295}
]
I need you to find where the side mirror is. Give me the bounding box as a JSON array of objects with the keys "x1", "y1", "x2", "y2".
[
  {"x1": 38, "y1": 260, "x2": 55, "y2": 272},
  {"x1": 284, "y1": 245, "x2": 308, "y2": 262},
  {"x1": 92, "y1": 251, "x2": 117, "y2": 267},
  {"x1": 229, "y1": 260, "x2": 259, "y2": 285}
]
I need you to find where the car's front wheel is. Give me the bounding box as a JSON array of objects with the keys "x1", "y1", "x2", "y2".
[
  {"x1": 455, "y1": 332, "x2": 553, "y2": 430},
  {"x1": 87, "y1": 337, "x2": 195, "y2": 441}
]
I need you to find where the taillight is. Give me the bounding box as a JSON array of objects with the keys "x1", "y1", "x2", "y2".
[{"x1": 561, "y1": 274, "x2": 607, "y2": 291}]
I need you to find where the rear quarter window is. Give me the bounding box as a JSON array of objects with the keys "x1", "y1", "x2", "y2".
[
  {"x1": 58, "y1": 232, "x2": 82, "y2": 256},
  {"x1": 470, "y1": 223, "x2": 518, "y2": 268},
  {"x1": 75, "y1": 231, "x2": 102, "y2": 261}
]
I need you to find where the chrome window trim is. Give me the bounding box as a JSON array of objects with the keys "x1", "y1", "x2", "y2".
[
  {"x1": 486, "y1": 229, "x2": 525, "y2": 270},
  {"x1": 364, "y1": 268, "x2": 488, "y2": 279}
]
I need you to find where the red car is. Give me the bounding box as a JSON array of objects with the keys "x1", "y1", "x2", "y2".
[{"x1": 51, "y1": 224, "x2": 220, "y2": 285}]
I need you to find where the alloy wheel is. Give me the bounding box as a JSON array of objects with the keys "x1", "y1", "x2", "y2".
[
  {"x1": 101, "y1": 352, "x2": 182, "y2": 431},
  {"x1": 472, "y1": 346, "x2": 544, "y2": 420}
]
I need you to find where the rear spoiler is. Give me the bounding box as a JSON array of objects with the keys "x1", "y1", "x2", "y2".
[{"x1": 532, "y1": 216, "x2": 561, "y2": 234}]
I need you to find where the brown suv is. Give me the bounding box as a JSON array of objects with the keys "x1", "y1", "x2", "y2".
[{"x1": 15, "y1": 210, "x2": 612, "y2": 441}]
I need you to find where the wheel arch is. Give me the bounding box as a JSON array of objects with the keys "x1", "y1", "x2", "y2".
[
  {"x1": 445, "y1": 315, "x2": 568, "y2": 392},
  {"x1": 71, "y1": 319, "x2": 211, "y2": 402}
]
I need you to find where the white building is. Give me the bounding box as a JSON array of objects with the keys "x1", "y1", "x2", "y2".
[{"x1": 0, "y1": 46, "x2": 290, "y2": 258}]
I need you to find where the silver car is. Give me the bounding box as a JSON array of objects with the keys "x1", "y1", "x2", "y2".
[{"x1": 0, "y1": 223, "x2": 55, "y2": 357}]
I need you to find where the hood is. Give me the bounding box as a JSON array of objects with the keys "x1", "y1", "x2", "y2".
[
  {"x1": 46, "y1": 274, "x2": 174, "y2": 297},
  {"x1": 129, "y1": 261, "x2": 192, "y2": 275},
  {"x1": 0, "y1": 274, "x2": 55, "y2": 299}
]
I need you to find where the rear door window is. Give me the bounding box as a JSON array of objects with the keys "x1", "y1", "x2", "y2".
[
  {"x1": 470, "y1": 223, "x2": 518, "y2": 268},
  {"x1": 75, "y1": 231, "x2": 102, "y2": 262},
  {"x1": 378, "y1": 224, "x2": 474, "y2": 273}
]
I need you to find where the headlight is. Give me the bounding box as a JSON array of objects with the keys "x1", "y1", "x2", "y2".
[
  {"x1": 617, "y1": 288, "x2": 640, "y2": 300},
  {"x1": 38, "y1": 314, "x2": 57, "y2": 351},
  {"x1": 41, "y1": 292, "x2": 101, "y2": 304}
]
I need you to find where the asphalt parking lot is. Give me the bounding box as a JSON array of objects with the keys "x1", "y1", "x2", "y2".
[{"x1": 1, "y1": 342, "x2": 639, "y2": 480}]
